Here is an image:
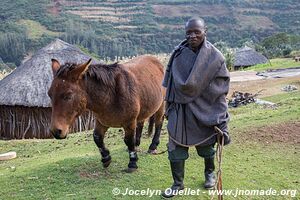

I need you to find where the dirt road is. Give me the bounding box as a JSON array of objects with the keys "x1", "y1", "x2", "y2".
[
  {"x1": 229, "y1": 68, "x2": 300, "y2": 98},
  {"x1": 230, "y1": 67, "x2": 300, "y2": 82}
]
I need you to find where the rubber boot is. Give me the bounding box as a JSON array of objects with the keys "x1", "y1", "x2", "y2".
[
  {"x1": 204, "y1": 157, "x2": 216, "y2": 189},
  {"x1": 162, "y1": 161, "x2": 185, "y2": 198}
]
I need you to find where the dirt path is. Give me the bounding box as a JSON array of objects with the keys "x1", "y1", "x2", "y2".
[
  {"x1": 230, "y1": 71, "x2": 264, "y2": 82},
  {"x1": 230, "y1": 67, "x2": 300, "y2": 82},
  {"x1": 257, "y1": 67, "x2": 300, "y2": 78},
  {"x1": 230, "y1": 67, "x2": 300, "y2": 97},
  {"x1": 229, "y1": 75, "x2": 300, "y2": 98}
]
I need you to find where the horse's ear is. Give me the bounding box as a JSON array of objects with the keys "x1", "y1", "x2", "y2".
[
  {"x1": 51, "y1": 59, "x2": 61, "y2": 76},
  {"x1": 73, "y1": 58, "x2": 92, "y2": 80}
]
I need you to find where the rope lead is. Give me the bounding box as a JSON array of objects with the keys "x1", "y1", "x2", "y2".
[{"x1": 211, "y1": 126, "x2": 224, "y2": 200}]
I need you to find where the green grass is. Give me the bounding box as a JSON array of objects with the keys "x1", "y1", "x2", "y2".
[
  {"x1": 244, "y1": 58, "x2": 300, "y2": 72},
  {"x1": 230, "y1": 91, "x2": 300, "y2": 129},
  {"x1": 0, "y1": 92, "x2": 299, "y2": 200},
  {"x1": 16, "y1": 20, "x2": 60, "y2": 40}
]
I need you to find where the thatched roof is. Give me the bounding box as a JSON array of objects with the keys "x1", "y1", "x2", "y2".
[
  {"x1": 234, "y1": 47, "x2": 268, "y2": 67},
  {"x1": 0, "y1": 39, "x2": 100, "y2": 107}
]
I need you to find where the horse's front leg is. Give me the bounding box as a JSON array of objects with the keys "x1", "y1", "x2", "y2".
[
  {"x1": 93, "y1": 120, "x2": 111, "y2": 168},
  {"x1": 124, "y1": 121, "x2": 138, "y2": 173}
]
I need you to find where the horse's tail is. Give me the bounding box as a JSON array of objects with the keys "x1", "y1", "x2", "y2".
[{"x1": 147, "y1": 116, "x2": 155, "y2": 137}]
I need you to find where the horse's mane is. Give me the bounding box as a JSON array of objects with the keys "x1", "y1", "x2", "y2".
[
  {"x1": 56, "y1": 62, "x2": 119, "y2": 81},
  {"x1": 87, "y1": 63, "x2": 120, "y2": 87},
  {"x1": 56, "y1": 62, "x2": 134, "y2": 93},
  {"x1": 55, "y1": 63, "x2": 78, "y2": 78}
]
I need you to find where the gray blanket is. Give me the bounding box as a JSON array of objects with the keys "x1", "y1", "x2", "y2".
[{"x1": 163, "y1": 39, "x2": 230, "y2": 147}]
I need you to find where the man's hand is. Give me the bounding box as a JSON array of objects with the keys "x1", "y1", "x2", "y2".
[
  {"x1": 214, "y1": 126, "x2": 231, "y2": 146},
  {"x1": 222, "y1": 132, "x2": 231, "y2": 145}
]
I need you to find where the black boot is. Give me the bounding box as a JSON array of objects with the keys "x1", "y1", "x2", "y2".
[
  {"x1": 204, "y1": 157, "x2": 216, "y2": 189},
  {"x1": 162, "y1": 161, "x2": 185, "y2": 198}
]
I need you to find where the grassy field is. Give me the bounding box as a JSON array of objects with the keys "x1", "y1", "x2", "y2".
[
  {"x1": 245, "y1": 58, "x2": 300, "y2": 72},
  {"x1": 0, "y1": 90, "x2": 299, "y2": 200},
  {"x1": 0, "y1": 71, "x2": 10, "y2": 80},
  {"x1": 16, "y1": 20, "x2": 60, "y2": 40}
]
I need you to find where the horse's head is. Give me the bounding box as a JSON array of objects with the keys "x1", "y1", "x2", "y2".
[{"x1": 48, "y1": 59, "x2": 92, "y2": 139}]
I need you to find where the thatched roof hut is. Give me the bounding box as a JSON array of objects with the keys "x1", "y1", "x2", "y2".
[
  {"x1": 234, "y1": 47, "x2": 268, "y2": 69},
  {"x1": 0, "y1": 39, "x2": 97, "y2": 139}
]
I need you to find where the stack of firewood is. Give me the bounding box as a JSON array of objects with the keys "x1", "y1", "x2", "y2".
[{"x1": 228, "y1": 91, "x2": 256, "y2": 107}]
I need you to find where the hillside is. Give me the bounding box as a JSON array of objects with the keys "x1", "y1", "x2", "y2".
[
  {"x1": 59, "y1": 0, "x2": 290, "y2": 31},
  {"x1": 0, "y1": 0, "x2": 300, "y2": 66}
]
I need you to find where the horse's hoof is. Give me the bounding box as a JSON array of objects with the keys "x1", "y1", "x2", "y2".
[
  {"x1": 147, "y1": 149, "x2": 158, "y2": 155},
  {"x1": 123, "y1": 168, "x2": 137, "y2": 173},
  {"x1": 102, "y1": 159, "x2": 112, "y2": 168}
]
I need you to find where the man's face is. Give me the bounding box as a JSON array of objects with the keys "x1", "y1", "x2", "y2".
[{"x1": 185, "y1": 20, "x2": 207, "y2": 51}]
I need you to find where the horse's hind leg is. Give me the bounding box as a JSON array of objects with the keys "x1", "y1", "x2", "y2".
[
  {"x1": 124, "y1": 121, "x2": 138, "y2": 173},
  {"x1": 147, "y1": 116, "x2": 155, "y2": 137},
  {"x1": 148, "y1": 102, "x2": 165, "y2": 154},
  {"x1": 135, "y1": 120, "x2": 144, "y2": 148},
  {"x1": 93, "y1": 120, "x2": 111, "y2": 168}
]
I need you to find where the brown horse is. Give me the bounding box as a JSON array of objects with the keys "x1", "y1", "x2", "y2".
[{"x1": 48, "y1": 55, "x2": 165, "y2": 172}]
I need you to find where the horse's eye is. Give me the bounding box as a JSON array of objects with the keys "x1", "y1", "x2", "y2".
[
  {"x1": 62, "y1": 93, "x2": 72, "y2": 101},
  {"x1": 63, "y1": 96, "x2": 71, "y2": 101}
]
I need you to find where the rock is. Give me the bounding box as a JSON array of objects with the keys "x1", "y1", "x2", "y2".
[
  {"x1": 0, "y1": 151, "x2": 17, "y2": 161},
  {"x1": 255, "y1": 99, "x2": 276, "y2": 108},
  {"x1": 281, "y1": 85, "x2": 298, "y2": 92}
]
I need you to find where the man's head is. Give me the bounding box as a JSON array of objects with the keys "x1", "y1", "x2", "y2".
[{"x1": 185, "y1": 17, "x2": 207, "y2": 51}]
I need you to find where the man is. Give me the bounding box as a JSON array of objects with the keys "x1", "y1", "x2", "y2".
[{"x1": 162, "y1": 17, "x2": 231, "y2": 198}]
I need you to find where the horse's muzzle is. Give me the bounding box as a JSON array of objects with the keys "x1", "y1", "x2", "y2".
[{"x1": 50, "y1": 129, "x2": 66, "y2": 139}]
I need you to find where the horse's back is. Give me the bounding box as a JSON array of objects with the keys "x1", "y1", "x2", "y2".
[
  {"x1": 123, "y1": 55, "x2": 164, "y2": 78},
  {"x1": 122, "y1": 55, "x2": 165, "y2": 120},
  {"x1": 122, "y1": 55, "x2": 164, "y2": 90}
]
